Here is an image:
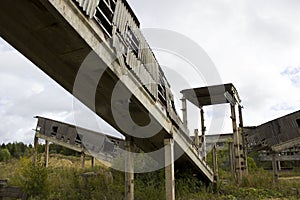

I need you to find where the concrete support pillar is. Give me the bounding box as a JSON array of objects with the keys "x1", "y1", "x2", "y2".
[
  {"x1": 228, "y1": 142, "x2": 235, "y2": 178},
  {"x1": 91, "y1": 157, "x2": 96, "y2": 168},
  {"x1": 164, "y1": 138, "x2": 175, "y2": 200},
  {"x1": 194, "y1": 129, "x2": 200, "y2": 150},
  {"x1": 200, "y1": 108, "x2": 206, "y2": 161},
  {"x1": 44, "y1": 140, "x2": 49, "y2": 167},
  {"x1": 277, "y1": 160, "x2": 281, "y2": 171},
  {"x1": 238, "y1": 105, "x2": 244, "y2": 128},
  {"x1": 238, "y1": 105, "x2": 248, "y2": 175},
  {"x1": 125, "y1": 139, "x2": 134, "y2": 200},
  {"x1": 230, "y1": 104, "x2": 242, "y2": 183},
  {"x1": 272, "y1": 153, "x2": 279, "y2": 183},
  {"x1": 212, "y1": 145, "x2": 218, "y2": 183},
  {"x1": 81, "y1": 152, "x2": 86, "y2": 168},
  {"x1": 33, "y1": 135, "x2": 39, "y2": 165},
  {"x1": 181, "y1": 97, "x2": 188, "y2": 129}
]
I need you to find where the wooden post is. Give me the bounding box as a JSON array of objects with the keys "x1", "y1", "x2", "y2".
[
  {"x1": 272, "y1": 153, "x2": 279, "y2": 183},
  {"x1": 200, "y1": 108, "x2": 206, "y2": 161},
  {"x1": 125, "y1": 138, "x2": 134, "y2": 200},
  {"x1": 164, "y1": 138, "x2": 175, "y2": 200},
  {"x1": 33, "y1": 135, "x2": 38, "y2": 165},
  {"x1": 44, "y1": 140, "x2": 49, "y2": 167},
  {"x1": 81, "y1": 152, "x2": 86, "y2": 168},
  {"x1": 91, "y1": 157, "x2": 95, "y2": 168},
  {"x1": 181, "y1": 97, "x2": 188, "y2": 129}
]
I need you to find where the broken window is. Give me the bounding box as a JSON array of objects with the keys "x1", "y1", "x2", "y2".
[
  {"x1": 51, "y1": 126, "x2": 58, "y2": 136},
  {"x1": 94, "y1": 0, "x2": 116, "y2": 37},
  {"x1": 296, "y1": 119, "x2": 300, "y2": 127}
]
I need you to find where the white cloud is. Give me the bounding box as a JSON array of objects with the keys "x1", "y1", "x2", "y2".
[
  {"x1": 128, "y1": 0, "x2": 300, "y2": 131},
  {"x1": 281, "y1": 66, "x2": 300, "y2": 87},
  {"x1": 1, "y1": 0, "x2": 300, "y2": 143}
]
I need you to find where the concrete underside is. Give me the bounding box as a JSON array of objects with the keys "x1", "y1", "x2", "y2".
[{"x1": 0, "y1": 0, "x2": 213, "y2": 183}]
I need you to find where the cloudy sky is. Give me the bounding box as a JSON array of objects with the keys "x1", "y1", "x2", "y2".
[{"x1": 1, "y1": 0, "x2": 300, "y2": 144}]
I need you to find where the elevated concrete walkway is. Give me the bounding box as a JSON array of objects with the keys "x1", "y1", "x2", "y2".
[{"x1": 0, "y1": 0, "x2": 214, "y2": 189}]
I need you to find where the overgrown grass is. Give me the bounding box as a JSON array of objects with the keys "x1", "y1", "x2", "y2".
[{"x1": 1, "y1": 153, "x2": 300, "y2": 200}]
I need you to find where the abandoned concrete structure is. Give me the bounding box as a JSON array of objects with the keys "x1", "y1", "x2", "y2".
[
  {"x1": 245, "y1": 110, "x2": 300, "y2": 182},
  {"x1": 0, "y1": 0, "x2": 222, "y2": 199},
  {"x1": 34, "y1": 116, "x2": 123, "y2": 167},
  {"x1": 181, "y1": 83, "x2": 248, "y2": 183}
]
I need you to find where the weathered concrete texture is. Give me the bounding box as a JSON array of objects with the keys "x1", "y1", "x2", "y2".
[
  {"x1": 0, "y1": 0, "x2": 213, "y2": 183},
  {"x1": 181, "y1": 97, "x2": 188, "y2": 129},
  {"x1": 181, "y1": 84, "x2": 247, "y2": 182},
  {"x1": 164, "y1": 138, "x2": 175, "y2": 200},
  {"x1": 125, "y1": 139, "x2": 134, "y2": 200}
]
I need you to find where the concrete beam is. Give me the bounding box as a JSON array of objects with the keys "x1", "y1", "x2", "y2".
[
  {"x1": 173, "y1": 127, "x2": 214, "y2": 182},
  {"x1": 272, "y1": 137, "x2": 300, "y2": 152},
  {"x1": 260, "y1": 154, "x2": 300, "y2": 161},
  {"x1": 164, "y1": 138, "x2": 175, "y2": 200},
  {"x1": 35, "y1": 132, "x2": 113, "y2": 163}
]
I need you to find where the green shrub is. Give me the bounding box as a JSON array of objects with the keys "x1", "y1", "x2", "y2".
[
  {"x1": 15, "y1": 157, "x2": 49, "y2": 198},
  {"x1": 247, "y1": 156, "x2": 257, "y2": 173},
  {"x1": 0, "y1": 148, "x2": 11, "y2": 162}
]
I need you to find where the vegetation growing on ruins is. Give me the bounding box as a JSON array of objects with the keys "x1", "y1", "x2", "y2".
[{"x1": 0, "y1": 143, "x2": 300, "y2": 199}]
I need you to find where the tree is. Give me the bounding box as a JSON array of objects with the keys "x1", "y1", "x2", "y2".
[
  {"x1": 0, "y1": 148, "x2": 11, "y2": 162},
  {"x1": 17, "y1": 157, "x2": 49, "y2": 198}
]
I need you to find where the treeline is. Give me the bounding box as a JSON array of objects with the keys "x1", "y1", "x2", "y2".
[
  {"x1": 0, "y1": 142, "x2": 80, "y2": 162},
  {"x1": 0, "y1": 142, "x2": 33, "y2": 162}
]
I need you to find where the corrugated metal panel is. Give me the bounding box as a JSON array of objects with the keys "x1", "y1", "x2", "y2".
[
  {"x1": 246, "y1": 110, "x2": 300, "y2": 151},
  {"x1": 112, "y1": 0, "x2": 159, "y2": 100},
  {"x1": 113, "y1": 0, "x2": 138, "y2": 33},
  {"x1": 76, "y1": 0, "x2": 100, "y2": 18}
]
